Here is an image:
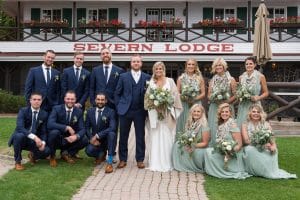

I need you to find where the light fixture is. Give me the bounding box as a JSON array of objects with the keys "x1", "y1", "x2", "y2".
[
  {"x1": 183, "y1": 8, "x2": 187, "y2": 16},
  {"x1": 134, "y1": 8, "x2": 138, "y2": 17}
]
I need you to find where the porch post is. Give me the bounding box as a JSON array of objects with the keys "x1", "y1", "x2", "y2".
[
  {"x1": 247, "y1": 0, "x2": 251, "y2": 42},
  {"x1": 185, "y1": 1, "x2": 188, "y2": 42},
  {"x1": 129, "y1": 2, "x2": 133, "y2": 41},
  {"x1": 72, "y1": 2, "x2": 76, "y2": 41}
]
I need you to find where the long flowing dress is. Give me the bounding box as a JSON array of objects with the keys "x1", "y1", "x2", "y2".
[
  {"x1": 236, "y1": 70, "x2": 262, "y2": 127},
  {"x1": 146, "y1": 78, "x2": 182, "y2": 172},
  {"x1": 172, "y1": 124, "x2": 210, "y2": 173},
  {"x1": 242, "y1": 121, "x2": 297, "y2": 179},
  {"x1": 176, "y1": 73, "x2": 202, "y2": 138},
  {"x1": 204, "y1": 118, "x2": 251, "y2": 179},
  {"x1": 208, "y1": 71, "x2": 235, "y2": 147}
]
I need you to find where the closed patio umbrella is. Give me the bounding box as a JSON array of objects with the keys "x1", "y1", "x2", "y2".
[{"x1": 253, "y1": 0, "x2": 272, "y2": 66}]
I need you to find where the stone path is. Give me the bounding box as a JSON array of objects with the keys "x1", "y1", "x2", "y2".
[
  {"x1": 72, "y1": 129, "x2": 208, "y2": 200},
  {"x1": 0, "y1": 155, "x2": 14, "y2": 177}
]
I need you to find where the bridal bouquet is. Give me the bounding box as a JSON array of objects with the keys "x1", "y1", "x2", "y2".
[
  {"x1": 236, "y1": 84, "x2": 254, "y2": 102},
  {"x1": 213, "y1": 139, "x2": 237, "y2": 170},
  {"x1": 210, "y1": 85, "x2": 230, "y2": 103},
  {"x1": 180, "y1": 82, "x2": 199, "y2": 106},
  {"x1": 144, "y1": 87, "x2": 174, "y2": 120},
  {"x1": 177, "y1": 129, "x2": 200, "y2": 156},
  {"x1": 251, "y1": 128, "x2": 274, "y2": 152}
]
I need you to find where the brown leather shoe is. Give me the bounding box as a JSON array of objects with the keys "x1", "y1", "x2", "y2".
[
  {"x1": 94, "y1": 154, "x2": 106, "y2": 165},
  {"x1": 28, "y1": 152, "x2": 36, "y2": 164},
  {"x1": 105, "y1": 164, "x2": 113, "y2": 173},
  {"x1": 61, "y1": 154, "x2": 75, "y2": 164},
  {"x1": 137, "y1": 162, "x2": 145, "y2": 169},
  {"x1": 117, "y1": 161, "x2": 127, "y2": 169},
  {"x1": 50, "y1": 157, "x2": 57, "y2": 167},
  {"x1": 15, "y1": 163, "x2": 24, "y2": 171}
]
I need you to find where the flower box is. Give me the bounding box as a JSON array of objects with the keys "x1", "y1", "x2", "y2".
[
  {"x1": 192, "y1": 23, "x2": 245, "y2": 29},
  {"x1": 135, "y1": 23, "x2": 183, "y2": 28},
  {"x1": 78, "y1": 23, "x2": 125, "y2": 29},
  {"x1": 270, "y1": 23, "x2": 300, "y2": 28},
  {"x1": 193, "y1": 18, "x2": 245, "y2": 29},
  {"x1": 23, "y1": 21, "x2": 69, "y2": 28}
]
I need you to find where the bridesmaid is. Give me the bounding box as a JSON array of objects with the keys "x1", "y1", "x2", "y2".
[
  {"x1": 207, "y1": 57, "x2": 236, "y2": 146},
  {"x1": 204, "y1": 103, "x2": 251, "y2": 179},
  {"x1": 172, "y1": 104, "x2": 210, "y2": 173},
  {"x1": 236, "y1": 57, "x2": 268, "y2": 127},
  {"x1": 241, "y1": 104, "x2": 297, "y2": 179},
  {"x1": 176, "y1": 58, "x2": 205, "y2": 137}
]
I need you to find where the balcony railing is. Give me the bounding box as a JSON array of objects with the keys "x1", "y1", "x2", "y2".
[{"x1": 0, "y1": 25, "x2": 299, "y2": 42}]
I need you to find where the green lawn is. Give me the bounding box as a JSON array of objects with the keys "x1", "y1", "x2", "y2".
[
  {"x1": 0, "y1": 118, "x2": 94, "y2": 200},
  {"x1": 204, "y1": 137, "x2": 300, "y2": 200}
]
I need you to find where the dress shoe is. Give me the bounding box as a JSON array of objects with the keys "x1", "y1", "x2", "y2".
[
  {"x1": 112, "y1": 155, "x2": 117, "y2": 164},
  {"x1": 28, "y1": 152, "x2": 36, "y2": 164},
  {"x1": 61, "y1": 154, "x2": 75, "y2": 164},
  {"x1": 15, "y1": 163, "x2": 24, "y2": 171},
  {"x1": 50, "y1": 157, "x2": 57, "y2": 167},
  {"x1": 94, "y1": 154, "x2": 106, "y2": 165},
  {"x1": 117, "y1": 161, "x2": 127, "y2": 169},
  {"x1": 137, "y1": 162, "x2": 145, "y2": 169},
  {"x1": 105, "y1": 164, "x2": 113, "y2": 173}
]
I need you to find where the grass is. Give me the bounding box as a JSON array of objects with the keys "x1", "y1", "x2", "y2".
[
  {"x1": 204, "y1": 137, "x2": 300, "y2": 200},
  {"x1": 0, "y1": 118, "x2": 94, "y2": 200}
]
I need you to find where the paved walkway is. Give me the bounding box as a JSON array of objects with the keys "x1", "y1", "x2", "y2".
[{"x1": 72, "y1": 128, "x2": 208, "y2": 200}]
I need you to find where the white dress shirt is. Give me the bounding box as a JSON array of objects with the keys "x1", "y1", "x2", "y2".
[
  {"x1": 131, "y1": 70, "x2": 141, "y2": 83},
  {"x1": 42, "y1": 64, "x2": 51, "y2": 83}
]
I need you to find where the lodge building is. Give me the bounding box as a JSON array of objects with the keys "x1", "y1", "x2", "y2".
[{"x1": 0, "y1": 0, "x2": 299, "y2": 95}]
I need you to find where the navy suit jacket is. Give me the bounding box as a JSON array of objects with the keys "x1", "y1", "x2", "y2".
[
  {"x1": 61, "y1": 66, "x2": 90, "y2": 106},
  {"x1": 8, "y1": 107, "x2": 48, "y2": 146},
  {"x1": 114, "y1": 71, "x2": 151, "y2": 115},
  {"x1": 85, "y1": 106, "x2": 116, "y2": 139},
  {"x1": 47, "y1": 104, "x2": 85, "y2": 138},
  {"x1": 89, "y1": 64, "x2": 124, "y2": 108},
  {"x1": 24, "y1": 66, "x2": 61, "y2": 111}
]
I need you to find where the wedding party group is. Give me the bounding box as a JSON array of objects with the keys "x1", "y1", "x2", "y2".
[{"x1": 8, "y1": 48, "x2": 297, "y2": 180}]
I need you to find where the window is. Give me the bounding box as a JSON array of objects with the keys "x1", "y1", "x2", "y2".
[
  {"x1": 41, "y1": 9, "x2": 62, "y2": 33},
  {"x1": 146, "y1": 8, "x2": 175, "y2": 42},
  {"x1": 214, "y1": 8, "x2": 236, "y2": 33},
  {"x1": 267, "y1": 8, "x2": 285, "y2": 19},
  {"x1": 86, "y1": 9, "x2": 108, "y2": 33}
]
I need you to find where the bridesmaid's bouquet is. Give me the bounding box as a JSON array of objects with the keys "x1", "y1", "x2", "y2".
[
  {"x1": 177, "y1": 130, "x2": 200, "y2": 157},
  {"x1": 236, "y1": 84, "x2": 254, "y2": 102},
  {"x1": 213, "y1": 139, "x2": 237, "y2": 170},
  {"x1": 180, "y1": 82, "x2": 199, "y2": 106},
  {"x1": 250, "y1": 128, "x2": 274, "y2": 152},
  {"x1": 145, "y1": 87, "x2": 174, "y2": 120},
  {"x1": 210, "y1": 85, "x2": 230, "y2": 104}
]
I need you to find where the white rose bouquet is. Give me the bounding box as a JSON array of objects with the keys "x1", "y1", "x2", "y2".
[
  {"x1": 213, "y1": 139, "x2": 237, "y2": 170},
  {"x1": 177, "y1": 129, "x2": 201, "y2": 157},
  {"x1": 210, "y1": 85, "x2": 230, "y2": 104},
  {"x1": 236, "y1": 84, "x2": 255, "y2": 102},
  {"x1": 180, "y1": 82, "x2": 199, "y2": 106},
  {"x1": 251, "y1": 128, "x2": 274, "y2": 152}
]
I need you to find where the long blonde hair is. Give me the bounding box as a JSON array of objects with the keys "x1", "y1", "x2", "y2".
[
  {"x1": 185, "y1": 104, "x2": 208, "y2": 130},
  {"x1": 247, "y1": 104, "x2": 267, "y2": 123},
  {"x1": 210, "y1": 57, "x2": 228, "y2": 74},
  {"x1": 152, "y1": 61, "x2": 166, "y2": 81},
  {"x1": 217, "y1": 103, "x2": 233, "y2": 125}
]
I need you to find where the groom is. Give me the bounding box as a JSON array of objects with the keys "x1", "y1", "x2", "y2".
[{"x1": 114, "y1": 54, "x2": 151, "y2": 169}]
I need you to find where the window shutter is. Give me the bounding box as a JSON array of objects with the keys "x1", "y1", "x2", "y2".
[
  {"x1": 108, "y1": 8, "x2": 119, "y2": 35},
  {"x1": 203, "y1": 7, "x2": 213, "y2": 35},
  {"x1": 77, "y1": 8, "x2": 86, "y2": 34},
  {"x1": 252, "y1": 7, "x2": 258, "y2": 33},
  {"x1": 237, "y1": 7, "x2": 247, "y2": 34},
  {"x1": 31, "y1": 8, "x2": 40, "y2": 34},
  {"x1": 287, "y1": 7, "x2": 298, "y2": 34},
  {"x1": 62, "y1": 8, "x2": 72, "y2": 34}
]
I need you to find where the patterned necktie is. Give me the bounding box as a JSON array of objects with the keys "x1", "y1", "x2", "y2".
[
  {"x1": 31, "y1": 111, "x2": 38, "y2": 133},
  {"x1": 75, "y1": 68, "x2": 80, "y2": 82},
  {"x1": 104, "y1": 66, "x2": 109, "y2": 83},
  {"x1": 46, "y1": 68, "x2": 51, "y2": 85},
  {"x1": 66, "y1": 110, "x2": 71, "y2": 124}
]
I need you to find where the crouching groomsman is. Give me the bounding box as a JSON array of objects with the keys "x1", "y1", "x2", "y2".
[
  {"x1": 85, "y1": 93, "x2": 116, "y2": 173},
  {"x1": 47, "y1": 90, "x2": 88, "y2": 167},
  {"x1": 8, "y1": 92, "x2": 50, "y2": 170}
]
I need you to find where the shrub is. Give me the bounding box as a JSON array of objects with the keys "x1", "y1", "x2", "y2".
[{"x1": 0, "y1": 89, "x2": 26, "y2": 113}]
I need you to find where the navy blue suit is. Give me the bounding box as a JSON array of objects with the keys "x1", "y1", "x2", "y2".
[
  {"x1": 47, "y1": 104, "x2": 88, "y2": 156},
  {"x1": 25, "y1": 66, "x2": 61, "y2": 112},
  {"x1": 85, "y1": 106, "x2": 116, "y2": 158},
  {"x1": 89, "y1": 64, "x2": 124, "y2": 108},
  {"x1": 61, "y1": 67, "x2": 90, "y2": 108},
  {"x1": 115, "y1": 71, "x2": 151, "y2": 162},
  {"x1": 8, "y1": 107, "x2": 50, "y2": 162}
]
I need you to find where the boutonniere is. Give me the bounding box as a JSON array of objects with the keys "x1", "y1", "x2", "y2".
[
  {"x1": 102, "y1": 116, "x2": 107, "y2": 123},
  {"x1": 144, "y1": 80, "x2": 150, "y2": 90},
  {"x1": 81, "y1": 74, "x2": 86, "y2": 81},
  {"x1": 72, "y1": 116, "x2": 78, "y2": 124},
  {"x1": 114, "y1": 72, "x2": 119, "y2": 78},
  {"x1": 38, "y1": 120, "x2": 43, "y2": 125},
  {"x1": 54, "y1": 75, "x2": 59, "y2": 82}
]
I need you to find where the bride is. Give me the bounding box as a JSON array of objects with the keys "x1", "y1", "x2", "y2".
[{"x1": 144, "y1": 61, "x2": 182, "y2": 172}]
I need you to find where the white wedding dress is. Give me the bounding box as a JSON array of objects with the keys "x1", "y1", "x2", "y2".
[{"x1": 147, "y1": 78, "x2": 181, "y2": 172}]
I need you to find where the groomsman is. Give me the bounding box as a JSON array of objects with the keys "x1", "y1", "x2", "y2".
[
  {"x1": 47, "y1": 91, "x2": 88, "y2": 167},
  {"x1": 61, "y1": 51, "x2": 90, "y2": 110},
  {"x1": 115, "y1": 54, "x2": 151, "y2": 169},
  {"x1": 85, "y1": 93, "x2": 116, "y2": 173},
  {"x1": 89, "y1": 48, "x2": 124, "y2": 162},
  {"x1": 24, "y1": 50, "x2": 61, "y2": 112},
  {"x1": 8, "y1": 92, "x2": 50, "y2": 170}
]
